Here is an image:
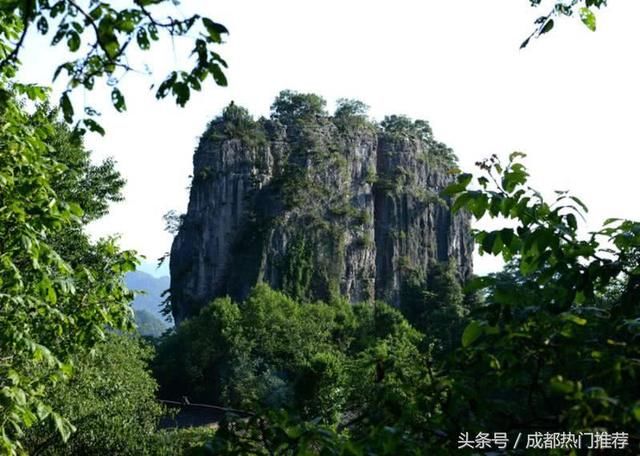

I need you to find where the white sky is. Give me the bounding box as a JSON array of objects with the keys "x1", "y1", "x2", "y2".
[{"x1": 18, "y1": 0, "x2": 640, "y2": 276}]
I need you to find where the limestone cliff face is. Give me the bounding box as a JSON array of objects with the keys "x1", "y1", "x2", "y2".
[{"x1": 170, "y1": 100, "x2": 473, "y2": 323}]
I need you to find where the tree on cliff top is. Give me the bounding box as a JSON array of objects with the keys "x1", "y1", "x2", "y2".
[{"x1": 271, "y1": 90, "x2": 327, "y2": 126}]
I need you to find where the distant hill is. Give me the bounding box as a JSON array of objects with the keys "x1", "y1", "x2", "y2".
[
  {"x1": 134, "y1": 309, "x2": 168, "y2": 338},
  {"x1": 137, "y1": 260, "x2": 170, "y2": 278},
  {"x1": 125, "y1": 271, "x2": 173, "y2": 335}
]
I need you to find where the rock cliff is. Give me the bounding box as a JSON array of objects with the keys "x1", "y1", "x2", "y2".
[{"x1": 170, "y1": 93, "x2": 473, "y2": 323}]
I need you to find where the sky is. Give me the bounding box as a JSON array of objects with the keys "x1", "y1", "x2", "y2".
[{"x1": 19, "y1": 0, "x2": 640, "y2": 276}]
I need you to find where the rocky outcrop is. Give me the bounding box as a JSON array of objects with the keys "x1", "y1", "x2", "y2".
[{"x1": 170, "y1": 96, "x2": 473, "y2": 323}]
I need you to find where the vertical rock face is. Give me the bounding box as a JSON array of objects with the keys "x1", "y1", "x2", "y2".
[
  {"x1": 374, "y1": 135, "x2": 473, "y2": 306},
  {"x1": 170, "y1": 97, "x2": 473, "y2": 323}
]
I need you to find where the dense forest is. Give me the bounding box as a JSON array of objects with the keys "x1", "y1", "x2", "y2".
[{"x1": 1, "y1": 0, "x2": 639, "y2": 455}]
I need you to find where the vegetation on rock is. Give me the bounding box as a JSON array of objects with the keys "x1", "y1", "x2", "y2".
[{"x1": 170, "y1": 92, "x2": 473, "y2": 321}]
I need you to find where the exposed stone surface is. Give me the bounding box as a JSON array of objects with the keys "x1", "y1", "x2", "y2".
[{"x1": 170, "y1": 101, "x2": 473, "y2": 323}]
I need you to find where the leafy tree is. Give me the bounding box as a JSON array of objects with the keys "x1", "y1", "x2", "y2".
[
  {"x1": 23, "y1": 333, "x2": 163, "y2": 455},
  {"x1": 154, "y1": 284, "x2": 432, "y2": 431},
  {"x1": 204, "y1": 101, "x2": 267, "y2": 147},
  {"x1": 441, "y1": 152, "x2": 640, "y2": 449},
  {"x1": 153, "y1": 295, "x2": 242, "y2": 404},
  {"x1": 345, "y1": 303, "x2": 431, "y2": 434},
  {"x1": 0, "y1": 87, "x2": 137, "y2": 454},
  {"x1": 334, "y1": 98, "x2": 368, "y2": 119},
  {"x1": 400, "y1": 261, "x2": 469, "y2": 353},
  {"x1": 155, "y1": 285, "x2": 353, "y2": 415},
  {"x1": 0, "y1": 2, "x2": 230, "y2": 451},
  {"x1": 270, "y1": 90, "x2": 327, "y2": 126},
  {"x1": 333, "y1": 98, "x2": 372, "y2": 132},
  {"x1": 380, "y1": 114, "x2": 433, "y2": 143},
  {"x1": 40, "y1": 108, "x2": 124, "y2": 222},
  {"x1": 378, "y1": 114, "x2": 457, "y2": 163}
]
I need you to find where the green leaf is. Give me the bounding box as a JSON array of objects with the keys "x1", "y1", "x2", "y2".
[
  {"x1": 481, "y1": 231, "x2": 499, "y2": 254},
  {"x1": 202, "y1": 17, "x2": 229, "y2": 43},
  {"x1": 580, "y1": 7, "x2": 597, "y2": 31},
  {"x1": 68, "y1": 203, "x2": 84, "y2": 217},
  {"x1": 461, "y1": 321, "x2": 483, "y2": 347},
  {"x1": 209, "y1": 63, "x2": 228, "y2": 86},
  {"x1": 499, "y1": 228, "x2": 515, "y2": 249},
  {"x1": 60, "y1": 92, "x2": 74, "y2": 123},
  {"x1": 35, "y1": 402, "x2": 51, "y2": 420},
  {"x1": 66, "y1": 31, "x2": 81, "y2": 52},
  {"x1": 470, "y1": 193, "x2": 489, "y2": 219},
  {"x1": 51, "y1": 1, "x2": 66, "y2": 17},
  {"x1": 37, "y1": 17, "x2": 49, "y2": 34},
  {"x1": 463, "y1": 276, "x2": 494, "y2": 293},
  {"x1": 442, "y1": 173, "x2": 472, "y2": 197},
  {"x1": 550, "y1": 376, "x2": 574, "y2": 394},
  {"x1": 540, "y1": 19, "x2": 554, "y2": 35},
  {"x1": 451, "y1": 192, "x2": 473, "y2": 213},
  {"x1": 83, "y1": 118, "x2": 105, "y2": 135},
  {"x1": 570, "y1": 196, "x2": 589, "y2": 213},
  {"x1": 52, "y1": 413, "x2": 76, "y2": 442},
  {"x1": 172, "y1": 81, "x2": 190, "y2": 107},
  {"x1": 562, "y1": 313, "x2": 587, "y2": 326},
  {"x1": 156, "y1": 71, "x2": 177, "y2": 99},
  {"x1": 111, "y1": 88, "x2": 126, "y2": 112},
  {"x1": 284, "y1": 425, "x2": 302, "y2": 439},
  {"x1": 136, "y1": 28, "x2": 150, "y2": 50}
]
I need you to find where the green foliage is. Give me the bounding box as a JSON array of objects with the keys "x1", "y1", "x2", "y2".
[
  {"x1": 146, "y1": 427, "x2": 217, "y2": 456},
  {"x1": 380, "y1": 115, "x2": 433, "y2": 143},
  {"x1": 154, "y1": 284, "x2": 429, "y2": 431},
  {"x1": 334, "y1": 98, "x2": 368, "y2": 118},
  {"x1": 0, "y1": 87, "x2": 137, "y2": 454},
  {"x1": 0, "y1": 0, "x2": 229, "y2": 130},
  {"x1": 41, "y1": 108, "x2": 125, "y2": 222},
  {"x1": 0, "y1": 2, "x2": 230, "y2": 453},
  {"x1": 281, "y1": 234, "x2": 314, "y2": 302},
  {"x1": 205, "y1": 101, "x2": 267, "y2": 148},
  {"x1": 522, "y1": 0, "x2": 608, "y2": 48},
  {"x1": 333, "y1": 98, "x2": 373, "y2": 133},
  {"x1": 379, "y1": 115, "x2": 457, "y2": 164},
  {"x1": 442, "y1": 152, "x2": 640, "y2": 443},
  {"x1": 400, "y1": 261, "x2": 469, "y2": 353},
  {"x1": 206, "y1": 409, "x2": 424, "y2": 455},
  {"x1": 154, "y1": 296, "x2": 241, "y2": 404},
  {"x1": 156, "y1": 285, "x2": 354, "y2": 416},
  {"x1": 202, "y1": 303, "x2": 434, "y2": 453},
  {"x1": 23, "y1": 333, "x2": 164, "y2": 455},
  {"x1": 271, "y1": 90, "x2": 327, "y2": 126}
]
